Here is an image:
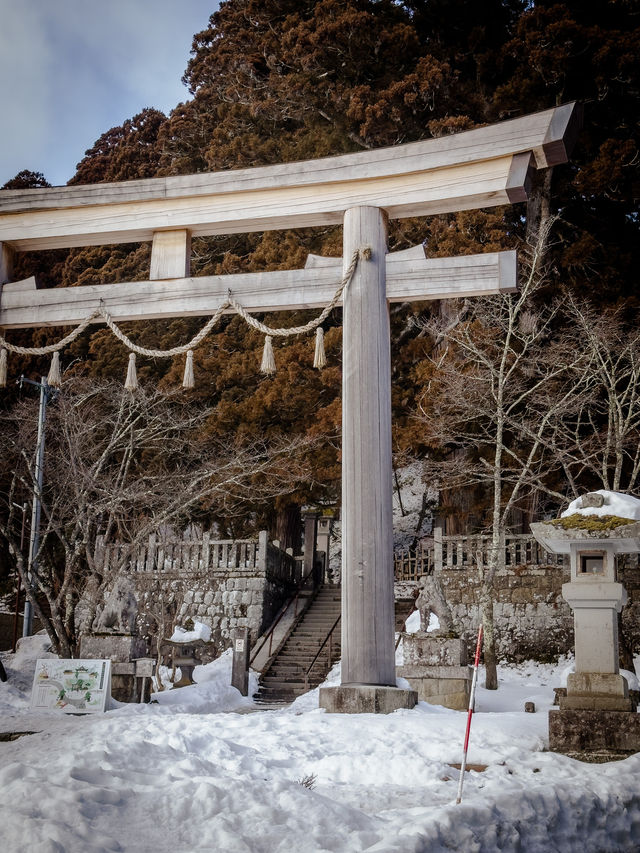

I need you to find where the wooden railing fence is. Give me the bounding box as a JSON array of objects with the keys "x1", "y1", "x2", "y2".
[
  {"x1": 95, "y1": 530, "x2": 299, "y2": 586},
  {"x1": 95, "y1": 528, "x2": 564, "y2": 586},
  {"x1": 394, "y1": 529, "x2": 565, "y2": 581}
]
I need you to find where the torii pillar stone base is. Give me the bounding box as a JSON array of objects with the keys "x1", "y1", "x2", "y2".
[
  {"x1": 319, "y1": 684, "x2": 418, "y2": 715},
  {"x1": 319, "y1": 205, "x2": 417, "y2": 714}
]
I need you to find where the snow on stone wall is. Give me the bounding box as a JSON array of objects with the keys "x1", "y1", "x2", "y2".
[{"x1": 131, "y1": 569, "x2": 291, "y2": 658}]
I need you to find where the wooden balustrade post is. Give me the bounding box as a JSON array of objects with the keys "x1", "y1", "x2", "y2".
[
  {"x1": 434, "y1": 527, "x2": 443, "y2": 573},
  {"x1": 201, "y1": 532, "x2": 210, "y2": 571},
  {"x1": 258, "y1": 530, "x2": 268, "y2": 576},
  {"x1": 145, "y1": 534, "x2": 156, "y2": 572}
]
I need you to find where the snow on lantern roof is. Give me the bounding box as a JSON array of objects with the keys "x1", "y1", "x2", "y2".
[
  {"x1": 560, "y1": 489, "x2": 640, "y2": 521},
  {"x1": 531, "y1": 491, "x2": 640, "y2": 555}
]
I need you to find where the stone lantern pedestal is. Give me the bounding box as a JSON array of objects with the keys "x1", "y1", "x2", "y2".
[{"x1": 531, "y1": 496, "x2": 640, "y2": 757}]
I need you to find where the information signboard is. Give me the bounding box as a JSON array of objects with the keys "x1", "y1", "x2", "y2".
[{"x1": 30, "y1": 659, "x2": 111, "y2": 713}]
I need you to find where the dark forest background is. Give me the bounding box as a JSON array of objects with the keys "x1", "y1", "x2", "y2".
[{"x1": 2, "y1": 0, "x2": 639, "y2": 547}]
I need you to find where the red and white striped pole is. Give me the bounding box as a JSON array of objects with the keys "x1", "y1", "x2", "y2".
[{"x1": 456, "y1": 624, "x2": 483, "y2": 805}]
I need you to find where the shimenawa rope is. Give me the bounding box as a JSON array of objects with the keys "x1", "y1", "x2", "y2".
[{"x1": 0, "y1": 248, "x2": 369, "y2": 389}]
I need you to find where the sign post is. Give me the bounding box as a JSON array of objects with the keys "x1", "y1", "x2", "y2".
[{"x1": 231, "y1": 628, "x2": 250, "y2": 697}]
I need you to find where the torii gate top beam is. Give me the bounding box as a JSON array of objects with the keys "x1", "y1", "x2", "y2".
[{"x1": 0, "y1": 103, "x2": 579, "y2": 252}]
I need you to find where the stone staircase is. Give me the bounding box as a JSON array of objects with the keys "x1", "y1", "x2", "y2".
[{"x1": 254, "y1": 585, "x2": 341, "y2": 705}]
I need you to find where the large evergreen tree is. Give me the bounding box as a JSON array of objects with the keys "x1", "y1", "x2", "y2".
[{"x1": 2, "y1": 0, "x2": 639, "y2": 538}]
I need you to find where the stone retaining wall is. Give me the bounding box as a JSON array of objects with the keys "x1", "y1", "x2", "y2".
[
  {"x1": 397, "y1": 558, "x2": 640, "y2": 662},
  {"x1": 83, "y1": 533, "x2": 299, "y2": 659},
  {"x1": 128, "y1": 568, "x2": 293, "y2": 658},
  {"x1": 619, "y1": 560, "x2": 640, "y2": 657},
  {"x1": 439, "y1": 563, "x2": 573, "y2": 661}
]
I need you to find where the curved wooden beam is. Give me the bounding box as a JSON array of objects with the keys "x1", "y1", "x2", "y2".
[{"x1": 0, "y1": 103, "x2": 579, "y2": 252}]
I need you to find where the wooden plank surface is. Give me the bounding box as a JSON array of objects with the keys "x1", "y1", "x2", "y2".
[
  {"x1": 0, "y1": 249, "x2": 517, "y2": 329},
  {"x1": 0, "y1": 242, "x2": 13, "y2": 285},
  {"x1": 0, "y1": 156, "x2": 524, "y2": 251},
  {"x1": 0, "y1": 102, "x2": 577, "y2": 214},
  {"x1": 149, "y1": 230, "x2": 191, "y2": 280},
  {"x1": 341, "y1": 205, "x2": 396, "y2": 686}
]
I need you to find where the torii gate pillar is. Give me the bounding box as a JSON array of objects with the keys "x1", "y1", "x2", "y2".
[{"x1": 319, "y1": 206, "x2": 417, "y2": 713}]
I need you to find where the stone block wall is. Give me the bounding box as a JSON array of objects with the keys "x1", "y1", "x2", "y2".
[
  {"x1": 132, "y1": 568, "x2": 293, "y2": 659},
  {"x1": 83, "y1": 534, "x2": 300, "y2": 660},
  {"x1": 438, "y1": 563, "x2": 574, "y2": 661},
  {"x1": 419, "y1": 558, "x2": 640, "y2": 662},
  {"x1": 619, "y1": 559, "x2": 640, "y2": 655}
]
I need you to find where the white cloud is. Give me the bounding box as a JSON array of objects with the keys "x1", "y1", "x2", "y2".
[
  {"x1": 0, "y1": 1, "x2": 54, "y2": 180},
  {"x1": 0, "y1": 0, "x2": 216, "y2": 186}
]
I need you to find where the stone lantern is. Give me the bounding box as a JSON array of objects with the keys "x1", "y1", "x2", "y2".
[{"x1": 531, "y1": 490, "x2": 640, "y2": 756}]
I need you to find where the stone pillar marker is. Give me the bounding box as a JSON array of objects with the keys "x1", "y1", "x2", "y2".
[
  {"x1": 231, "y1": 627, "x2": 250, "y2": 696},
  {"x1": 319, "y1": 206, "x2": 417, "y2": 714}
]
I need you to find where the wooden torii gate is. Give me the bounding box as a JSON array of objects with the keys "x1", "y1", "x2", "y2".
[{"x1": 0, "y1": 103, "x2": 579, "y2": 713}]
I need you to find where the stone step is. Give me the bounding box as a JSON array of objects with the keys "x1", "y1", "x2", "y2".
[
  {"x1": 289, "y1": 627, "x2": 335, "y2": 635},
  {"x1": 266, "y1": 663, "x2": 332, "y2": 674},
  {"x1": 297, "y1": 617, "x2": 339, "y2": 624},
  {"x1": 265, "y1": 661, "x2": 338, "y2": 677},
  {"x1": 278, "y1": 645, "x2": 341, "y2": 652},
  {"x1": 288, "y1": 631, "x2": 338, "y2": 638},
  {"x1": 290, "y1": 629, "x2": 338, "y2": 635},
  {"x1": 254, "y1": 694, "x2": 297, "y2": 703},
  {"x1": 280, "y1": 645, "x2": 327, "y2": 651},
  {"x1": 256, "y1": 585, "x2": 341, "y2": 701}
]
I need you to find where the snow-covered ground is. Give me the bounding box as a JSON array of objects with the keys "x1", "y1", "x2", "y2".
[{"x1": 1, "y1": 634, "x2": 639, "y2": 852}]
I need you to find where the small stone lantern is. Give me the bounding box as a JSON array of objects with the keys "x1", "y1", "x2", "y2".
[{"x1": 531, "y1": 490, "x2": 640, "y2": 756}]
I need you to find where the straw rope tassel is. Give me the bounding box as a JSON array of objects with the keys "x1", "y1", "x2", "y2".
[
  {"x1": 0, "y1": 248, "x2": 364, "y2": 391},
  {"x1": 260, "y1": 335, "x2": 276, "y2": 375},
  {"x1": 124, "y1": 352, "x2": 138, "y2": 390},
  {"x1": 313, "y1": 327, "x2": 327, "y2": 369},
  {"x1": 47, "y1": 351, "x2": 62, "y2": 387},
  {"x1": 182, "y1": 349, "x2": 195, "y2": 389}
]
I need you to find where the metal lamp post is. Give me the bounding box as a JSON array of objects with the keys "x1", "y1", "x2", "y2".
[{"x1": 19, "y1": 375, "x2": 54, "y2": 638}]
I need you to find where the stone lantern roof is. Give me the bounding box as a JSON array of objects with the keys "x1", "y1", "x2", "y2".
[{"x1": 531, "y1": 490, "x2": 640, "y2": 555}]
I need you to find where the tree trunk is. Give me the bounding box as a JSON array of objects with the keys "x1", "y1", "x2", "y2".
[
  {"x1": 14, "y1": 556, "x2": 61, "y2": 656},
  {"x1": 479, "y1": 584, "x2": 498, "y2": 690},
  {"x1": 274, "y1": 503, "x2": 302, "y2": 553},
  {"x1": 526, "y1": 167, "x2": 553, "y2": 246}
]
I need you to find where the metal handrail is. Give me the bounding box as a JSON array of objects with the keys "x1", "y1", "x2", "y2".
[
  {"x1": 303, "y1": 614, "x2": 341, "y2": 690},
  {"x1": 249, "y1": 568, "x2": 316, "y2": 666}
]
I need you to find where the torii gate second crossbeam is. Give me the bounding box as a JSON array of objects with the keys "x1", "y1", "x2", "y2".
[{"x1": 0, "y1": 102, "x2": 580, "y2": 713}]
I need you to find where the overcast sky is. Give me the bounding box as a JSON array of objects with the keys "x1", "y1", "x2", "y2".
[{"x1": 0, "y1": 0, "x2": 219, "y2": 187}]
